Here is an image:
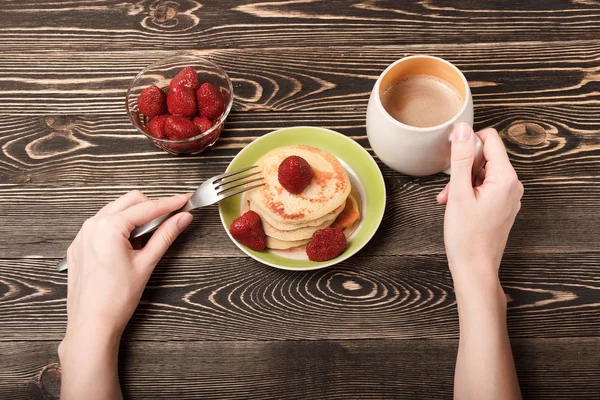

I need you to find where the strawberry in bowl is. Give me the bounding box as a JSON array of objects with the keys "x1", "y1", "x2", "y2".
[{"x1": 126, "y1": 54, "x2": 233, "y2": 155}]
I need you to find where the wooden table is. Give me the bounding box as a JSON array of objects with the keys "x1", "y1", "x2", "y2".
[{"x1": 1, "y1": 1, "x2": 599, "y2": 399}]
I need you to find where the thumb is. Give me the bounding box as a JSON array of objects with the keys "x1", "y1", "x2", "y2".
[
  {"x1": 137, "y1": 212, "x2": 193, "y2": 270},
  {"x1": 449, "y1": 122, "x2": 476, "y2": 200}
]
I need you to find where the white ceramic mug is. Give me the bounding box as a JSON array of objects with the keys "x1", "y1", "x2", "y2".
[{"x1": 366, "y1": 55, "x2": 484, "y2": 176}]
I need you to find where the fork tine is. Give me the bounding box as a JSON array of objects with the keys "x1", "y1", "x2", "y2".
[
  {"x1": 217, "y1": 177, "x2": 264, "y2": 195},
  {"x1": 213, "y1": 165, "x2": 259, "y2": 182},
  {"x1": 218, "y1": 183, "x2": 265, "y2": 201},
  {"x1": 214, "y1": 170, "x2": 262, "y2": 190}
]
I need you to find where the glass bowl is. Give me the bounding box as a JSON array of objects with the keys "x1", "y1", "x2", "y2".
[{"x1": 126, "y1": 54, "x2": 233, "y2": 155}]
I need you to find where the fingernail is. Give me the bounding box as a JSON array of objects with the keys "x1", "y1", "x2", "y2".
[
  {"x1": 177, "y1": 212, "x2": 193, "y2": 230},
  {"x1": 453, "y1": 123, "x2": 472, "y2": 142}
]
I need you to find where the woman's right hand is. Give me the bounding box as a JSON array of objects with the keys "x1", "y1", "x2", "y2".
[{"x1": 437, "y1": 122, "x2": 524, "y2": 296}]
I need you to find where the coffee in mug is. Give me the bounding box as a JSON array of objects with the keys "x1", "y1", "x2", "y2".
[
  {"x1": 380, "y1": 75, "x2": 464, "y2": 128},
  {"x1": 366, "y1": 55, "x2": 484, "y2": 176}
]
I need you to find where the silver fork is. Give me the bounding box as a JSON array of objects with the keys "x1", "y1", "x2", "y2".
[{"x1": 56, "y1": 166, "x2": 263, "y2": 272}]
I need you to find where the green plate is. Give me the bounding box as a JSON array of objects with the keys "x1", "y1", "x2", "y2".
[{"x1": 218, "y1": 126, "x2": 386, "y2": 270}]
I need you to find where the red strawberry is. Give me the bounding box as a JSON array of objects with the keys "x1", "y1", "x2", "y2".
[
  {"x1": 148, "y1": 114, "x2": 169, "y2": 139},
  {"x1": 278, "y1": 156, "x2": 312, "y2": 194},
  {"x1": 229, "y1": 210, "x2": 266, "y2": 251},
  {"x1": 196, "y1": 83, "x2": 225, "y2": 120},
  {"x1": 306, "y1": 227, "x2": 346, "y2": 261},
  {"x1": 169, "y1": 66, "x2": 200, "y2": 91},
  {"x1": 193, "y1": 116, "x2": 213, "y2": 133},
  {"x1": 138, "y1": 85, "x2": 167, "y2": 117},
  {"x1": 167, "y1": 86, "x2": 197, "y2": 117},
  {"x1": 164, "y1": 115, "x2": 200, "y2": 141}
]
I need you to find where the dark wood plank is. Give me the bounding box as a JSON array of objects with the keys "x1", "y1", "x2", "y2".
[
  {"x1": 1, "y1": 254, "x2": 599, "y2": 341},
  {"x1": 1, "y1": 104, "x2": 599, "y2": 183},
  {"x1": 1, "y1": 338, "x2": 599, "y2": 399},
  {"x1": 0, "y1": 0, "x2": 598, "y2": 51},
  {"x1": 1, "y1": 170, "x2": 599, "y2": 257},
  {"x1": 1, "y1": 42, "x2": 599, "y2": 115}
]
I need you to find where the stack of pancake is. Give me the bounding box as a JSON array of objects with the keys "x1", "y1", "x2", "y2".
[{"x1": 241, "y1": 145, "x2": 360, "y2": 250}]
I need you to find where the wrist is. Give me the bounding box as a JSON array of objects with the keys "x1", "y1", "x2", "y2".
[
  {"x1": 450, "y1": 262, "x2": 507, "y2": 312},
  {"x1": 60, "y1": 323, "x2": 121, "y2": 363}
]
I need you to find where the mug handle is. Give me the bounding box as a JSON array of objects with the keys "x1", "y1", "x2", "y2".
[
  {"x1": 473, "y1": 135, "x2": 485, "y2": 176},
  {"x1": 444, "y1": 130, "x2": 486, "y2": 176}
]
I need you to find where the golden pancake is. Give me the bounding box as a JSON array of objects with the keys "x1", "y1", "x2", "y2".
[
  {"x1": 266, "y1": 236, "x2": 310, "y2": 250},
  {"x1": 262, "y1": 207, "x2": 337, "y2": 241},
  {"x1": 249, "y1": 196, "x2": 344, "y2": 231},
  {"x1": 241, "y1": 192, "x2": 342, "y2": 241},
  {"x1": 249, "y1": 145, "x2": 351, "y2": 226}
]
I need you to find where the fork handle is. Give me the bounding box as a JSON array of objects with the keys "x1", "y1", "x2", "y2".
[
  {"x1": 129, "y1": 212, "x2": 175, "y2": 240},
  {"x1": 131, "y1": 201, "x2": 194, "y2": 239},
  {"x1": 57, "y1": 258, "x2": 69, "y2": 272},
  {"x1": 56, "y1": 202, "x2": 194, "y2": 272}
]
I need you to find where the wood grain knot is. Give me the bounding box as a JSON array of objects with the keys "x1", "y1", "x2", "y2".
[
  {"x1": 342, "y1": 280, "x2": 363, "y2": 291},
  {"x1": 39, "y1": 365, "x2": 61, "y2": 399},
  {"x1": 25, "y1": 117, "x2": 92, "y2": 160},
  {"x1": 152, "y1": 1, "x2": 179, "y2": 27},
  {"x1": 144, "y1": 0, "x2": 200, "y2": 32},
  {"x1": 505, "y1": 122, "x2": 547, "y2": 146},
  {"x1": 231, "y1": 78, "x2": 264, "y2": 103},
  {"x1": 324, "y1": 271, "x2": 380, "y2": 301}
]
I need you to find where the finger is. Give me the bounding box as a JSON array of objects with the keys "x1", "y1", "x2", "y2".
[
  {"x1": 96, "y1": 190, "x2": 148, "y2": 217},
  {"x1": 137, "y1": 212, "x2": 193, "y2": 269},
  {"x1": 437, "y1": 182, "x2": 449, "y2": 205},
  {"x1": 449, "y1": 122, "x2": 476, "y2": 200},
  {"x1": 475, "y1": 128, "x2": 511, "y2": 170},
  {"x1": 119, "y1": 193, "x2": 190, "y2": 230}
]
